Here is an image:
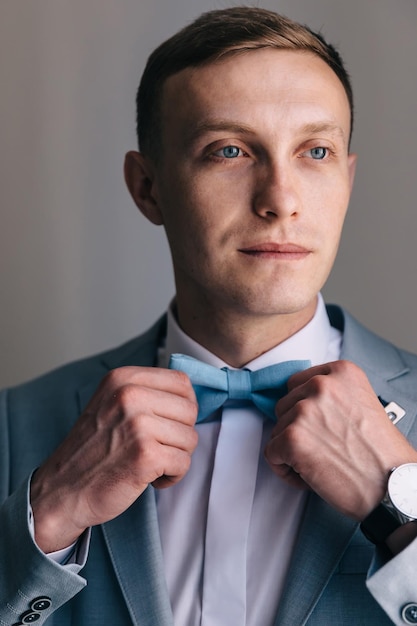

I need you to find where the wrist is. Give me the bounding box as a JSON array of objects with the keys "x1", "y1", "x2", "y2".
[
  {"x1": 360, "y1": 463, "x2": 417, "y2": 547},
  {"x1": 30, "y1": 469, "x2": 87, "y2": 553}
]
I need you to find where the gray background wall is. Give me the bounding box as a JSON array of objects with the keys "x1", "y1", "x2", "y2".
[{"x1": 1, "y1": 0, "x2": 416, "y2": 387}]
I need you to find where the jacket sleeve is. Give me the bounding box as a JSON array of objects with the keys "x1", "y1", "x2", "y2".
[{"x1": 0, "y1": 477, "x2": 88, "y2": 625}]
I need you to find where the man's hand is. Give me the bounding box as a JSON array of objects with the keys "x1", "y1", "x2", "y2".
[
  {"x1": 30, "y1": 366, "x2": 198, "y2": 553},
  {"x1": 265, "y1": 360, "x2": 417, "y2": 520}
]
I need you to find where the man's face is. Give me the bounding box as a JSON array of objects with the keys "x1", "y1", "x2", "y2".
[{"x1": 142, "y1": 49, "x2": 356, "y2": 322}]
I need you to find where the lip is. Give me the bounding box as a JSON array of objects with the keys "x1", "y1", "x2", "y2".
[{"x1": 238, "y1": 242, "x2": 311, "y2": 257}]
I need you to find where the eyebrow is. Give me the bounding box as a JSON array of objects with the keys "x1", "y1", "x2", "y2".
[
  {"x1": 186, "y1": 120, "x2": 256, "y2": 144},
  {"x1": 298, "y1": 122, "x2": 347, "y2": 144},
  {"x1": 186, "y1": 119, "x2": 347, "y2": 146}
]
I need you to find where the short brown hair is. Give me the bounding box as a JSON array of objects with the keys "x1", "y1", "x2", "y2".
[{"x1": 136, "y1": 6, "x2": 354, "y2": 159}]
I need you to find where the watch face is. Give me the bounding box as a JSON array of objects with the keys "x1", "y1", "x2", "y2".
[{"x1": 388, "y1": 463, "x2": 417, "y2": 518}]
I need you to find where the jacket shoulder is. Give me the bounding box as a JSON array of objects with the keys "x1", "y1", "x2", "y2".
[
  {"x1": 327, "y1": 303, "x2": 417, "y2": 364},
  {"x1": 1, "y1": 315, "x2": 167, "y2": 486},
  {"x1": 7, "y1": 314, "x2": 167, "y2": 398},
  {"x1": 327, "y1": 304, "x2": 417, "y2": 400}
]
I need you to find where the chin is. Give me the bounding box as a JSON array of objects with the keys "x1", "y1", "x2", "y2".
[
  {"x1": 232, "y1": 294, "x2": 317, "y2": 319},
  {"x1": 246, "y1": 281, "x2": 319, "y2": 308}
]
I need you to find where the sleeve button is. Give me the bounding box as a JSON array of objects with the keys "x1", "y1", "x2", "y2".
[
  {"x1": 402, "y1": 603, "x2": 417, "y2": 624},
  {"x1": 21, "y1": 611, "x2": 41, "y2": 623},
  {"x1": 31, "y1": 597, "x2": 52, "y2": 612}
]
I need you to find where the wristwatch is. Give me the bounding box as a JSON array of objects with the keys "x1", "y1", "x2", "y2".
[{"x1": 360, "y1": 463, "x2": 417, "y2": 545}]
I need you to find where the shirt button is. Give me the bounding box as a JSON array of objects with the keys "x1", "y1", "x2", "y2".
[
  {"x1": 402, "y1": 603, "x2": 417, "y2": 624},
  {"x1": 31, "y1": 597, "x2": 52, "y2": 612}
]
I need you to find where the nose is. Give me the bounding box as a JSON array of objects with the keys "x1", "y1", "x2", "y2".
[{"x1": 252, "y1": 162, "x2": 300, "y2": 220}]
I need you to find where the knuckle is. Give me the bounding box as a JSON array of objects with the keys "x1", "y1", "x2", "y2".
[
  {"x1": 104, "y1": 367, "x2": 126, "y2": 389},
  {"x1": 114, "y1": 384, "x2": 159, "y2": 415},
  {"x1": 309, "y1": 375, "x2": 327, "y2": 394},
  {"x1": 132, "y1": 432, "x2": 157, "y2": 465},
  {"x1": 118, "y1": 383, "x2": 135, "y2": 404},
  {"x1": 116, "y1": 414, "x2": 155, "y2": 460},
  {"x1": 338, "y1": 359, "x2": 354, "y2": 370},
  {"x1": 283, "y1": 421, "x2": 307, "y2": 456},
  {"x1": 335, "y1": 359, "x2": 360, "y2": 377},
  {"x1": 113, "y1": 383, "x2": 140, "y2": 409},
  {"x1": 284, "y1": 422, "x2": 300, "y2": 447},
  {"x1": 294, "y1": 397, "x2": 312, "y2": 416},
  {"x1": 129, "y1": 412, "x2": 153, "y2": 438}
]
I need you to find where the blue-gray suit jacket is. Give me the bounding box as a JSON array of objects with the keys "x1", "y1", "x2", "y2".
[{"x1": 1, "y1": 305, "x2": 417, "y2": 626}]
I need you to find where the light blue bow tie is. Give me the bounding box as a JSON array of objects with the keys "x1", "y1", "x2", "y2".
[{"x1": 169, "y1": 353, "x2": 311, "y2": 423}]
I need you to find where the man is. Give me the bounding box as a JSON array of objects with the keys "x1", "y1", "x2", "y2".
[{"x1": 1, "y1": 6, "x2": 417, "y2": 625}]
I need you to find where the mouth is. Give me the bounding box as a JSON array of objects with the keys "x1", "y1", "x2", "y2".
[{"x1": 238, "y1": 242, "x2": 311, "y2": 259}]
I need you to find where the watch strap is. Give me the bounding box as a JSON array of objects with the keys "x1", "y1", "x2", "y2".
[{"x1": 360, "y1": 503, "x2": 402, "y2": 545}]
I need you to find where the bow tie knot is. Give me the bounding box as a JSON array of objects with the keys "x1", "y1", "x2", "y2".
[
  {"x1": 169, "y1": 353, "x2": 311, "y2": 422},
  {"x1": 224, "y1": 368, "x2": 252, "y2": 401}
]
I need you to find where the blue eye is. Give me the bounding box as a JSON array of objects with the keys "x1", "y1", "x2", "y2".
[
  {"x1": 220, "y1": 145, "x2": 241, "y2": 158},
  {"x1": 309, "y1": 147, "x2": 327, "y2": 160}
]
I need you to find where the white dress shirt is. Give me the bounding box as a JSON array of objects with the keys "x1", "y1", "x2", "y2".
[{"x1": 156, "y1": 294, "x2": 342, "y2": 626}]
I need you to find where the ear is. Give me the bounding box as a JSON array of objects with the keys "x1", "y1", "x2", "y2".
[
  {"x1": 347, "y1": 152, "x2": 357, "y2": 192},
  {"x1": 124, "y1": 151, "x2": 164, "y2": 225}
]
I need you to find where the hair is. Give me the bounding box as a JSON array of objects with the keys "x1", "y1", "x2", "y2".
[{"x1": 136, "y1": 6, "x2": 354, "y2": 159}]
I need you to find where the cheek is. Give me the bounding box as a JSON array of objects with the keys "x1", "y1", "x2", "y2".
[
  {"x1": 155, "y1": 162, "x2": 251, "y2": 262},
  {"x1": 316, "y1": 180, "x2": 350, "y2": 230},
  {"x1": 159, "y1": 190, "x2": 218, "y2": 261},
  {"x1": 183, "y1": 179, "x2": 243, "y2": 236}
]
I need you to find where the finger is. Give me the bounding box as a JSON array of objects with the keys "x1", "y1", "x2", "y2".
[
  {"x1": 90, "y1": 380, "x2": 198, "y2": 427},
  {"x1": 286, "y1": 362, "x2": 334, "y2": 392},
  {"x1": 152, "y1": 468, "x2": 192, "y2": 490},
  {"x1": 274, "y1": 379, "x2": 320, "y2": 430},
  {"x1": 275, "y1": 361, "x2": 350, "y2": 425},
  {"x1": 94, "y1": 418, "x2": 197, "y2": 492},
  {"x1": 266, "y1": 461, "x2": 310, "y2": 491},
  {"x1": 101, "y1": 366, "x2": 197, "y2": 401},
  {"x1": 264, "y1": 432, "x2": 310, "y2": 489},
  {"x1": 131, "y1": 411, "x2": 199, "y2": 454},
  {"x1": 150, "y1": 444, "x2": 195, "y2": 489}
]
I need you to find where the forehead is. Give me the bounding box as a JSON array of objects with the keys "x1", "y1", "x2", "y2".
[{"x1": 159, "y1": 49, "x2": 351, "y2": 147}]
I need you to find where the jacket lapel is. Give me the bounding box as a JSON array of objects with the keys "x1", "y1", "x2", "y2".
[
  {"x1": 274, "y1": 495, "x2": 358, "y2": 626},
  {"x1": 101, "y1": 487, "x2": 174, "y2": 626}
]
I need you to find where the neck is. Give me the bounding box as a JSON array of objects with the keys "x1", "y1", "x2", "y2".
[{"x1": 174, "y1": 296, "x2": 318, "y2": 368}]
